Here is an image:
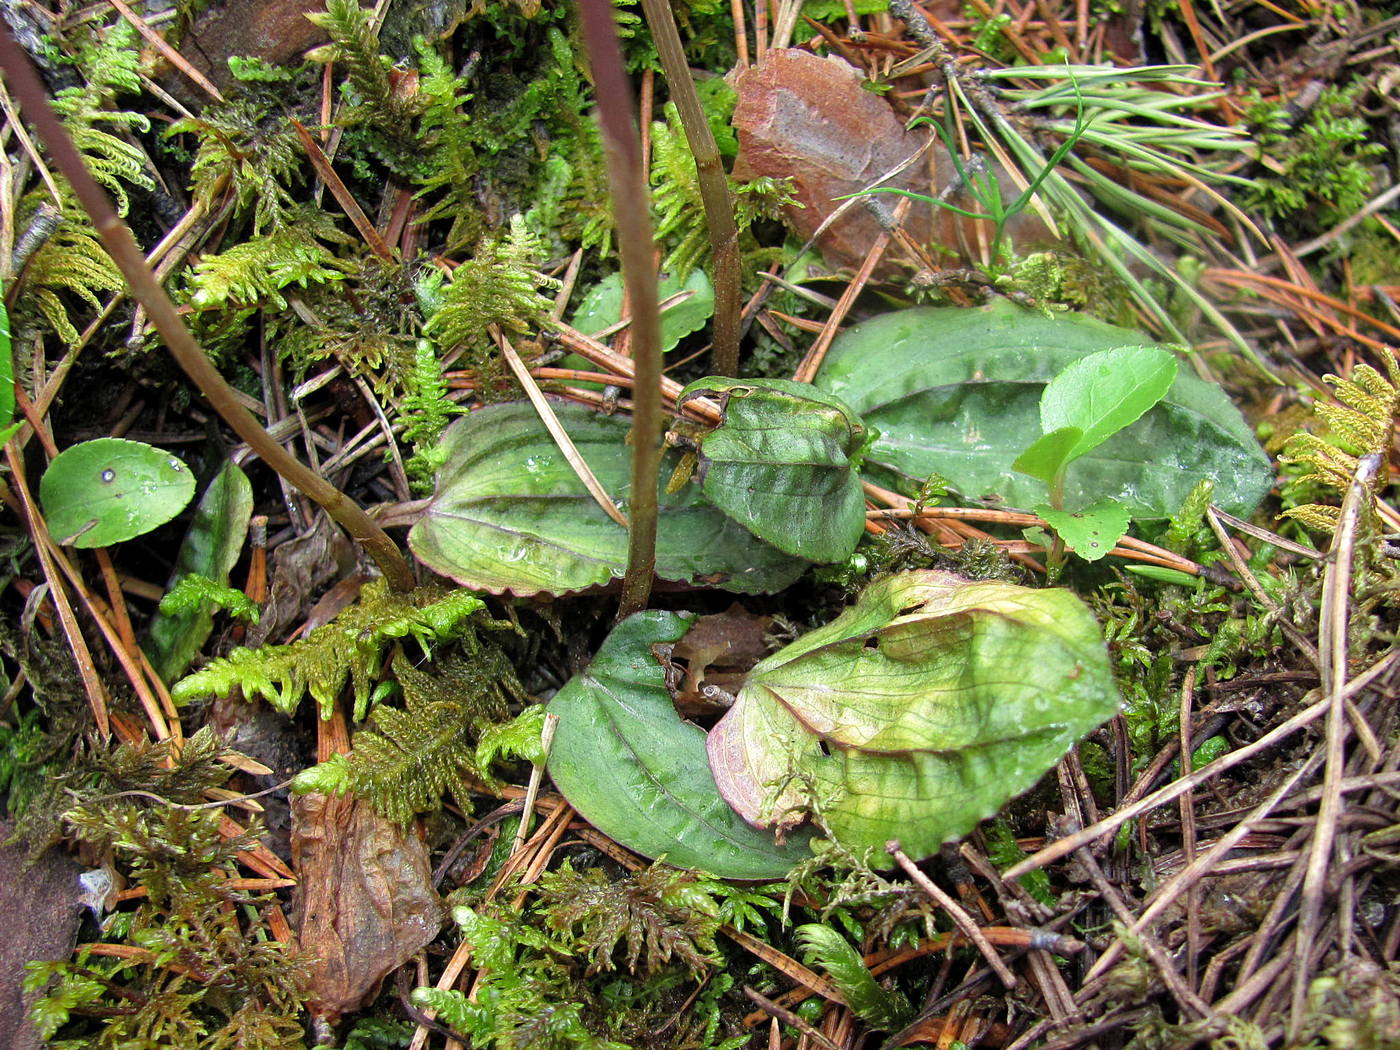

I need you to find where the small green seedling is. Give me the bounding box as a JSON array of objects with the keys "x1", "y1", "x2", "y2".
[
  {"x1": 40, "y1": 438, "x2": 196, "y2": 547},
  {"x1": 1013, "y1": 345, "x2": 1178, "y2": 565}
]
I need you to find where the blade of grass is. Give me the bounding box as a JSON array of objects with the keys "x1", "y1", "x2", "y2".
[{"x1": 496, "y1": 327, "x2": 630, "y2": 529}]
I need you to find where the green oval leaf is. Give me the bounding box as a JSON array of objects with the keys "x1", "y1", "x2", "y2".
[
  {"x1": 571, "y1": 269, "x2": 714, "y2": 353},
  {"x1": 813, "y1": 301, "x2": 1272, "y2": 518},
  {"x1": 408, "y1": 400, "x2": 807, "y2": 596},
  {"x1": 707, "y1": 570, "x2": 1121, "y2": 858},
  {"x1": 40, "y1": 438, "x2": 196, "y2": 548},
  {"x1": 1036, "y1": 499, "x2": 1131, "y2": 562},
  {"x1": 1040, "y1": 345, "x2": 1178, "y2": 462},
  {"x1": 678, "y1": 377, "x2": 870, "y2": 563},
  {"x1": 144, "y1": 461, "x2": 254, "y2": 683},
  {"x1": 547, "y1": 610, "x2": 814, "y2": 879}
]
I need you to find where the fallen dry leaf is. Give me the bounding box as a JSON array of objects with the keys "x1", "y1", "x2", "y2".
[
  {"x1": 668, "y1": 603, "x2": 774, "y2": 709},
  {"x1": 248, "y1": 514, "x2": 355, "y2": 648},
  {"x1": 291, "y1": 792, "x2": 444, "y2": 1023},
  {"x1": 732, "y1": 49, "x2": 1049, "y2": 272},
  {"x1": 176, "y1": 0, "x2": 330, "y2": 92}
]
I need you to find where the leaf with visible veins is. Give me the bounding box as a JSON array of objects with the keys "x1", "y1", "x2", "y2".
[{"x1": 707, "y1": 570, "x2": 1120, "y2": 858}]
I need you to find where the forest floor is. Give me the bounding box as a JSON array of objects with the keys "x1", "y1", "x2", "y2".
[{"x1": 1, "y1": 0, "x2": 1399, "y2": 1048}]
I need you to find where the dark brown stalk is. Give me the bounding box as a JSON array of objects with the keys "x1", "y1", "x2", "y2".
[
  {"x1": 639, "y1": 0, "x2": 741, "y2": 377},
  {"x1": 578, "y1": 0, "x2": 662, "y2": 620},
  {"x1": 0, "y1": 23, "x2": 416, "y2": 592}
]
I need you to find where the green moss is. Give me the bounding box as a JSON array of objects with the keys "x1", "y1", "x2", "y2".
[{"x1": 1241, "y1": 84, "x2": 1386, "y2": 231}]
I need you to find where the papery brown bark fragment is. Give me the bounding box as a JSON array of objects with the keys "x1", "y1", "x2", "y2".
[
  {"x1": 732, "y1": 49, "x2": 1050, "y2": 273},
  {"x1": 291, "y1": 792, "x2": 444, "y2": 1023}
]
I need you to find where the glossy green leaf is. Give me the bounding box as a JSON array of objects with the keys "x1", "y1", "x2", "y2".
[
  {"x1": 1040, "y1": 345, "x2": 1178, "y2": 461},
  {"x1": 677, "y1": 377, "x2": 869, "y2": 563},
  {"x1": 812, "y1": 301, "x2": 1272, "y2": 518},
  {"x1": 409, "y1": 400, "x2": 807, "y2": 596},
  {"x1": 145, "y1": 461, "x2": 255, "y2": 683},
  {"x1": 548, "y1": 610, "x2": 815, "y2": 879},
  {"x1": 706, "y1": 570, "x2": 1120, "y2": 858},
  {"x1": 1011, "y1": 426, "x2": 1082, "y2": 487},
  {"x1": 1037, "y1": 499, "x2": 1130, "y2": 562},
  {"x1": 571, "y1": 269, "x2": 714, "y2": 352},
  {"x1": 40, "y1": 438, "x2": 196, "y2": 548}
]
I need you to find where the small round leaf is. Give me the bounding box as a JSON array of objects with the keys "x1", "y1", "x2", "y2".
[{"x1": 41, "y1": 439, "x2": 196, "y2": 548}]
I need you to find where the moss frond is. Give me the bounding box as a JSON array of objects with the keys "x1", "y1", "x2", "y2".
[
  {"x1": 167, "y1": 96, "x2": 308, "y2": 234},
  {"x1": 306, "y1": 0, "x2": 423, "y2": 176},
  {"x1": 650, "y1": 104, "x2": 708, "y2": 280},
  {"x1": 399, "y1": 338, "x2": 465, "y2": 493},
  {"x1": 535, "y1": 862, "x2": 723, "y2": 977},
  {"x1": 424, "y1": 215, "x2": 557, "y2": 382},
  {"x1": 1281, "y1": 354, "x2": 1400, "y2": 533},
  {"x1": 794, "y1": 923, "x2": 912, "y2": 1030},
  {"x1": 187, "y1": 212, "x2": 350, "y2": 311},
  {"x1": 409, "y1": 40, "x2": 481, "y2": 248},
  {"x1": 303, "y1": 652, "x2": 512, "y2": 823},
  {"x1": 53, "y1": 114, "x2": 153, "y2": 215},
  {"x1": 18, "y1": 200, "x2": 125, "y2": 346},
  {"x1": 44, "y1": 19, "x2": 154, "y2": 216},
  {"x1": 270, "y1": 257, "x2": 422, "y2": 396},
  {"x1": 172, "y1": 582, "x2": 492, "y2": 720},
  {"x1": 30, "y1": 729, "x2": 306, "y2": 1048}
]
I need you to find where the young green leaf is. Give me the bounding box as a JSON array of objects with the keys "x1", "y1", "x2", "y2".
[
  {"x1": 0, "y1": 302, "x2": 16, "y2": 446},
  {"x1": 547, "y1": 610, "x2": 814, "y2": 879},
  {"x1": 677, "y1": 377, "x2": 870, "y2": 563},
  {"x1": 1040, "y1": 345, "x2": 1178, "y2": 461},
  {"x1": 1036, "y1": 499, "x2": 1131, "y2": 561},
  {"x1": 40, "y1": 438, "x2": 195, "y2": 548},
  {"x1": 1123, "y1": 564, "x2": 1199, "y2": 585},
  {"x1": 1011, "y1": 425, "x2": 1082, "y2": 487},
  {"x1": 707, "y1": 571, "x2": 1120, "y2": 858}
]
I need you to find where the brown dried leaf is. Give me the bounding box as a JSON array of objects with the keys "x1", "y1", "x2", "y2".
[
  {"x1": 732, "y1": 49, "x2": 1048, "y2": 272},
  {"x1": 248, "y1": 514, "x2": 355, "y2": 648},
  {"x1": 177, "y1": 0, "x2": 330, "y2": 91},
  {"x1": 291, "y1": 792, "x2": 445, "y2": 1022},
  {"x1": 669, "y1": 603, "x2": 773, "y2": 707}
]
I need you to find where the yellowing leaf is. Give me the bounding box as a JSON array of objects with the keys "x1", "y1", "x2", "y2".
[{"x1": 707, "y1": 571, "x2": 1120, "y2": 857}]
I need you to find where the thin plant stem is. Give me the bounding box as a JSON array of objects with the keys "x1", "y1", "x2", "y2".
[
  {"x1": 640, "y1": 0, "x2": 741, "y2": 376},
  {"x1": 578, "y1": 0, "x2": 662, "y2": 620},
  {"x1": 0, "y1": 22, "x2": 416, "y2": 592}
]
